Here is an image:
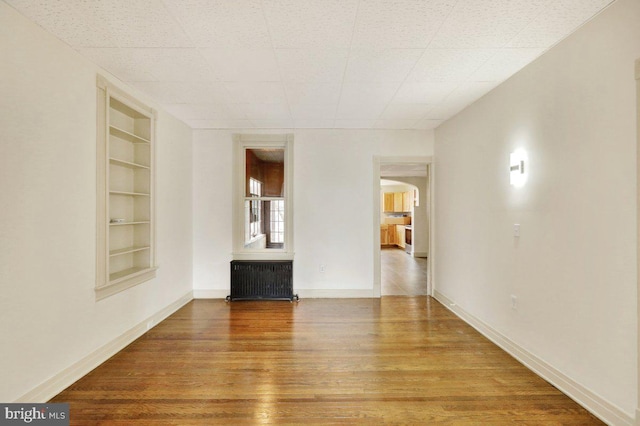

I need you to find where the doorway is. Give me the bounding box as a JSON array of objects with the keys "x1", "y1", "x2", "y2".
[{"x1": 372, "y1": 157, "x2": 432, "y2": 298}]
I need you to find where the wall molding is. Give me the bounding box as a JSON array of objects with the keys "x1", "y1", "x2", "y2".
[
  {"x1": 16, "y1": 291, "x2": 193, "y2": 403},
  {"x1": 434, "y1": 290, "x2": 635, "y2": 426},
  {"x1": 194, "y1": 289, "x2": 374, "y2": 299},
  {"x1": 193, "y1": 289, "x2": 229, "y2": 299}
]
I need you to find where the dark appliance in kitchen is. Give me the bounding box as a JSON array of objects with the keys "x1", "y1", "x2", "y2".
[{"x1": 405, "y1": 225, "x2": 412, "y2": 254}]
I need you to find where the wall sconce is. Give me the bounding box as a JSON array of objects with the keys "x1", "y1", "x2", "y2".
[{"x1": 510, "y1": 149, "x2": 528, "y2": 187}]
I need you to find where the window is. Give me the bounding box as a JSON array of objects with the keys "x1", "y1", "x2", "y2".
[{"x1": 233, "y1": 134, "x2": 293, "y2": 259}]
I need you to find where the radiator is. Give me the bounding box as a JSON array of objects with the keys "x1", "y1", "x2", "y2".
[{"x1": 227, "y1": 260, "x2": 298, "y2": 301}]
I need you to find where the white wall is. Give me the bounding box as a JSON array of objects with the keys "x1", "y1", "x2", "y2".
[
  {"x1": 434, "y1": 0, "x2": 638, "y2": 421},
  {"x1": 193, "y1": 129, "x2": 433, "y2": 297},
  {"x1": 0, "y1": 2, "x2": 193, "y2": 402}
]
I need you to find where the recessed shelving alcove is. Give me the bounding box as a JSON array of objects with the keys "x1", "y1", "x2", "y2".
[{"x1": 96, "y1": 76, "x2": 157, "y2": 300}]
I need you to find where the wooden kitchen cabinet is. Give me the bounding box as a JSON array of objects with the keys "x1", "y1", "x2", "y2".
[
  {"x1": 383, "y1": 193, "x2": 395, "y2": 212},
  {"x1": 396, "y1": 225, "x2": 406, "y2": 249},
  {"x1": 380, "y1": 225, "x2": 389, "y2": 245},
  {"x1": 402, "y1": 191, "x2": 413, "y2": 212},
  {"x1": 388, "y1": 225, "x2": 397, "y2": 245},
  {"x1": 384, "y1": 191, "x2": 413, "y2": 213}
]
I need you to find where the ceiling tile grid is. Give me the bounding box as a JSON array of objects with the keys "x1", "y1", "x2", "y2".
[{"x1": 4, "y1": 0, "x2": 616, "y2": 130}]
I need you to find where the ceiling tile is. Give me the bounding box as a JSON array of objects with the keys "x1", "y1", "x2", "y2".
[
  {"x1": 234, "y1": 103, "x2": 291, "y2": 120},
  {"x1": 163, "y1": 103, "x2": 233, "y2": 120},
  {"x1": 336, "y1": 81, "x2": 400, "y2": 119},
  {"x1": 429, "y1": 0, "x2": 548, "y2": 48},
  {"x1": 223, "y1": 82, "x2": 287, "y2": 104},
  {"x1": 407, "y1": 49, "x2": 496, "y2": 83},
  {"x1": 185, "y1": 119, "x2": 255, "y2": 129},
  {"x1": 352, "y1": 0, "x2": 457, "y2": 48},
  {"x1": 470, "y1": 48, "x2": 546, "y2": 82},
  {"x1": 81, "y1": 48, "x2": 217, "y2": 82},
  {"x1": 100, "y1": 0, "x2": 193, "y2": 48},
  {"x1": 276, "y1": 49, "x2": 349, "y2": 82},
  {"x1": 334, "y1": 119, "x2": 377, "y2": 129},
  {"x1": 392, "y1": 81, "x2": 459, "y2": 104},
  {"x1": 80, "y1": 48, "x2": 156, "y2": 81},
  {"x1": 283, "y1": 82, "x2": 342, "y2": 105},
  {"x1": 293, "y1": 119, "x2": 336, "y2": 129},
  {"x1": 5, "y1": 0, "x2": 118, "y2": 47},
  {"x1": 200, "y1": 48, "x2": 280, "y2": 81},
  {"x1": 164, "y1": 0, "x2": 271, "y2": 48},
  {"x1": 8, "y1": 0, "x2": 613, "y2": 131},
  {"x1": 339, "y1": 81, "x2": 401, "y2": 105},
  {"x1": 507, "y1": 0, "x2": 615, "y2": 48},
  {"x1": 251, "y1": 119, "x2": 294, "y2": 129},
  {"x1": 289, "y1": 104, "x2": 337, "y2": 120},
  {"x1": 344, "y1": 49, "x2": 423, "y2": 82},
  {"x1": 263, "y1": 0, "x2": 359, "y2": 48},
  {"x1": 380, "y1": 103, "x2": 432, "y2": 121},
  {"x1": 336, "y1": 102, "x2": 388, "y2": 120},
  {"x1": 130, "y1": 81, "x2": 229, "y2": 104},
  {"x1": 374, "y1": 119, "x2": 420, "y2": 129}
]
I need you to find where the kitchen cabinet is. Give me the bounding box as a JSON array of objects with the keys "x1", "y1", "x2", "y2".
[
  {"x1": 396, "y1": 225, "x2": 406, "y2": 249},
  {"x1": 383, "y1": 191, "x2": 413, "y2": 213},
  {"x1": 383, "y1": 193, "x2": 395, "y2": 212},
  {"x1": 380, "y1": 225, "x2": 389, "y2": 245},
  {"x1": 402, "y1": 191, "x2": 414, "y2": 212}
]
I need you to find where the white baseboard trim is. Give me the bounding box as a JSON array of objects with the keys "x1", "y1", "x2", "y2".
[
  {"x1": 16, "y1": 291, "x2": 194, "y2": 403},
  {"x1": 413, "y1": 251, "x2": 428, "y2": 258},
  {"x1": 433, "y1": 291, "x2": 634, "y2": 426},
  {"x1": 193, "y1": 289, "x2": 229, "y2": 299},
  {"x1": 193, "y1": 289, "x2": 375, "y2": 299},
  {"x1": 296, "y1": 289, "x2": 373, "y2": 298}
]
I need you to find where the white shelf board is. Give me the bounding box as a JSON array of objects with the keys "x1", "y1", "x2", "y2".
[
  {"x1": 109, "y1": 158, "x2": 150, "y2": 169},
  {"x1": 109, "y1": 125, "x2": 150, "y2": 144},
  {"x1": 109, "y1": 246, "x2": 151, "y2": 257},
  {"x1": 109, "y1": 190, "x2": 150, "y2": 196}
]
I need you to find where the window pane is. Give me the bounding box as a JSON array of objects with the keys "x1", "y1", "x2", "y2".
[{"x1": 245, "y1": 148, "x2": 284, "y2": 197}]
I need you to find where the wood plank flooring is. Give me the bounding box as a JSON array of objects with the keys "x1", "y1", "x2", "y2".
[
  {"x1": 381, "y1": 247, "x2": 428, "y2": 296},
  {"x1": 51, "y1": 297, "x2": 603, "y2": 425}
]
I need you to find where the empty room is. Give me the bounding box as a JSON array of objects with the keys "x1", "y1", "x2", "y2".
[{"x1": 1, "y1": 0, "x2": 639, "y2": 424}]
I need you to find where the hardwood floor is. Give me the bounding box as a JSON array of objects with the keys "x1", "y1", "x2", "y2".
[
  {"x1": 381, "y1": 247, "x2": 428, "y2": 296},
  {"x1": 51, "y1": 297, "x2": 603, "y2": 425}
]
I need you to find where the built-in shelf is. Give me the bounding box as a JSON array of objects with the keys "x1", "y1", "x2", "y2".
[
  {"x1": 110, "y1": 190, "x2": 150, "y2": 196},
  {"x1": 109, "y1": 266, "x2": 153, "y2": 283},
  {"x1": 110, "y1": 246, "x2": 151, "y2": 257},
  {"x1": 109, "y1": 158, "x2": 150, "y2": 169},
  {"x1": 110, "y1": 125, "x2": 150, "y2": 144},
  {"x1": 96, "y1": 75, "x2": 156, "y2": 300}
]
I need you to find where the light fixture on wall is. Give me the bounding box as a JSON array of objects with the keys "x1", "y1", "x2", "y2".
[{"x1": 510, "y1": 149, "x2": 528, "y2": 187}]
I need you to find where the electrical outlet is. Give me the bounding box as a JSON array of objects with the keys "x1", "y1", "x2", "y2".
[
  {"x1": 511, "y1": 295, "x2": 518, "y2": 310},
  {"x1": 319, "y1": 264, "x2": 326, "y2": 273},
  {"x1": 513, "y1": 224, "x2": 520, "y2": 237}
]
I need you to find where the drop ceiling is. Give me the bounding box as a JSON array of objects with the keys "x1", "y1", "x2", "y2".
[{"x1": 5, "y1": 0, "x2": 614, "y2": 130}]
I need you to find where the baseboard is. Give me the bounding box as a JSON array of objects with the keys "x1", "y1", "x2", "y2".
[
  {"x1": 194, "y1": 288, "x2": 375, "y2": 299},
  {"x1": 297, "y1": 289, "x2": 373, "y2": 298},
  {"x1": 193, "y1": 289, "x2": 229, "y2": 299},
  {"x1": 433, "y1": 290, "x2": 634, "y2": 426},
  {"x1": 413, "y1": 251, "x2": 428, "y2": 258},
  {"x1": 16, "y1": 291, "x2": 194, "y2": 403}
]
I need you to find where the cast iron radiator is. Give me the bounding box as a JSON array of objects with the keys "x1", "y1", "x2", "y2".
[{"x1": 227, "y1": 260, "x2": 298, "y2": 301}]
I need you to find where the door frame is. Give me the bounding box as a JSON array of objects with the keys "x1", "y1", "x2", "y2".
[{"x1": 373, "y1": 156, "x2": 434, "y2": 297}]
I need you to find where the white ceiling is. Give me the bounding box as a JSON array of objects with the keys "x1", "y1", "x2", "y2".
[{"x1": 5, "y1": 0, "x2": 614, "y2": 130}]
